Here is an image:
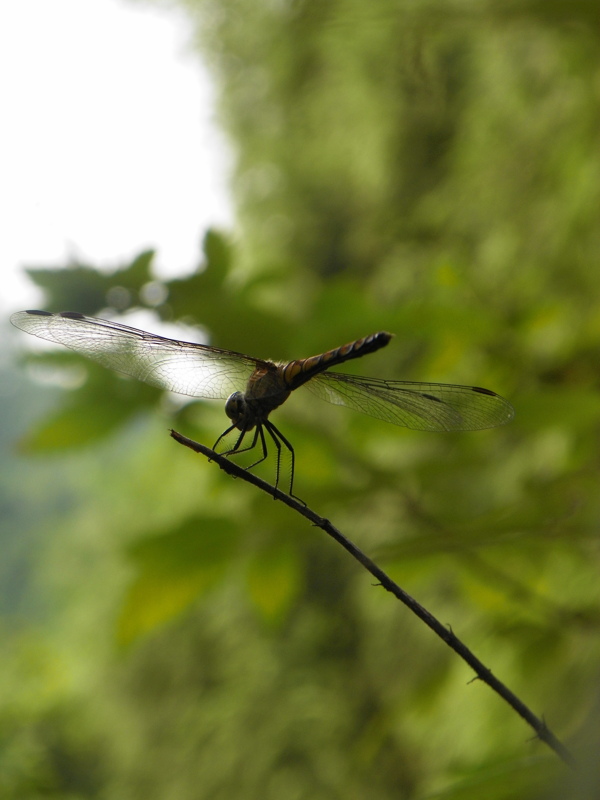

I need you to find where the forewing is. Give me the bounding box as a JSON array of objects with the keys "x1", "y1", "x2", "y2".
[
  {"x1": 305, "y1": 371, "x2": 514, "y2": 431},
  {"x1": 10, "y1": 311, "x2": 258, "y2": 400}
]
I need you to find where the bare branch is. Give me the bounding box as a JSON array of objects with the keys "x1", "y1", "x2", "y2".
[{"x1": 170, "y1": 429, "x2": 576, "y2": 769}]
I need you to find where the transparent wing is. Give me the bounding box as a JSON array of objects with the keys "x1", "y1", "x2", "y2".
[
  {"x1": 305, "y1": 370, "x2": 514, "y2": 431},
  {"x1": 10, "y1": 311, "x2": 259, "y2": 400}
]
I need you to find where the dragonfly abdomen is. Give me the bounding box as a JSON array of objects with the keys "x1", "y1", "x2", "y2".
[{"x1": 282, "y1": 331, "x2": 392, "y2": 389}]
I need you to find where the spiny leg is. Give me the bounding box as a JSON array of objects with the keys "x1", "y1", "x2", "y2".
[
  {"x1": 262, "y1": 421, "x2": 283, "y2": 490},
  {"x1": 214, "y1": 424, "x2": 269, "y2": 479},
  {"x1": 230, "y1": 425, "x2": 261, "y2": 457},
  {"x1": 213, "y1": 424, "x2": 260, "y2": 457},
  {"x1": 212, "y1": 423, "x2": 240, "y2": 454},
  {"x1": 245, "y1": 424, "x2": 270, "y2": 470},
  {"x1": 212, "y1": 420, "x2": 301, "y2": 501},
  {"x1": 226, "y1": 424, "x2": 289, "y2": 493},
  {"x1": 264, "y1": 420, "x2": 300, "y2": 500}
]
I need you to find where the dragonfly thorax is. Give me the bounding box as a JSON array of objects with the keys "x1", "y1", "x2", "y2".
[{"x1": 225, "y1": 368, "x2": 292, "y2": 431}]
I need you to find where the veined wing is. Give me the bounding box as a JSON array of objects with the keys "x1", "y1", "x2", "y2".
[
  {"x1": 305, "y1": 370, "x2": 514, "y2": 431},
  {"x1": 10, "y1": 311, "x2": 259, "y2": 400}
]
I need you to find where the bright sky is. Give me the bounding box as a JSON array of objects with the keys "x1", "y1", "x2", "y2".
[{"x1": 0, "y1": 0, "x2": 233, "y2": 315}]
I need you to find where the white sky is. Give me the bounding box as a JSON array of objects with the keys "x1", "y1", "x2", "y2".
[{"x1": 0, "y1": 0, "x2": 233, "y2": 315}]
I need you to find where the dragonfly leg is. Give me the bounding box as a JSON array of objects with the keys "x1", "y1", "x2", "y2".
[
  {"x1": 263, "y1": 420, "x2": 301, "y2": 501},
  {"x1": 212, "y1": 423, "x2": 238, "y2": 453},
  {"x1": 243, "y1": 424, "x2": 269, "y2": 470},
  {"x1": 213, "y1": 424, "x2": 257, "y2": 456},
  {"x1": 215, "y1": 422, "x2": 271, "y2": 464},
  {"x1": 262, "y1": 421, "x2": 283, "y2": 490},
  {"x1": 213, "y1": 420, "x2": 302, "y2": 501},
  {"x1": 232, "y1": 428, "x2": 252, "y2": 454}
]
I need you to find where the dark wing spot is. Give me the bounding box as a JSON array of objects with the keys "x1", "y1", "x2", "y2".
[
  {"x1": 471, "y1": 386, "x2": 496, "y2": 396},
  {"x1": 25, "y1": 309, "x2": 52, "y2": 316},
  {"x1": 420, "y1": 393, "x2": 443, "y2": 402},
  {"x1": 60, "y1": 311, "x2": 86, "y2": 320}
]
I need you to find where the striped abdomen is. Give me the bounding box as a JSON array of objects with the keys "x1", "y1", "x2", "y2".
[{"x1": 281, "y1": 331, "x2": 392, "y2": 390}]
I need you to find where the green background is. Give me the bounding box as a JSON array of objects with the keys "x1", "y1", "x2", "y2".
[{"x1": 3, "y1": 0, "x2": 600, "y2": 797}]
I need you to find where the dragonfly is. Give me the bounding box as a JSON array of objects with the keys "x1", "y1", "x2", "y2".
[{"x1": 11, "y1": 310, "x2": 514, "y2": 495}]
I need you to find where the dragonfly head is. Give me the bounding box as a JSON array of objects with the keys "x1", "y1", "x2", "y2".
[{"x1": 225, "y1": 391, "x2": 253, "y2": 430}]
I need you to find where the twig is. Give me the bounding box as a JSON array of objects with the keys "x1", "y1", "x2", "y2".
[{"x1": 170, "y1": 428, "x2": 576, "y2": 769}]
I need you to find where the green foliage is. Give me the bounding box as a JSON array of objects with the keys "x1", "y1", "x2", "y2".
[
  {"x1": 5, "y1": 0, "x2": 600, "y2": 797},
  {"x1": 118, "y1": 515, "x2": 240, "y2": 644},
  {"x1": 16, "y1": 352, "x2": 160, "y2": 451},
  {"x1": 24, "y1": 249, "x2": 155, "y2": 314}
]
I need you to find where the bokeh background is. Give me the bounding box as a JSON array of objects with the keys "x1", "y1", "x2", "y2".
[{"x1": 3, "y1": 0, "x2": 600, "y2": 797}]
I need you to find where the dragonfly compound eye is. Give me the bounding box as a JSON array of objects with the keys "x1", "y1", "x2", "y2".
[{"x1": 225, "y1": 391, "x2": 246, "y2": 423}]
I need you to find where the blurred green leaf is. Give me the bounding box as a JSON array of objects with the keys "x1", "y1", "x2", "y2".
[
  {"x1": 164, "y1": 230, "x2": 291, "y2": 354},
  {"x1": 16, "y1": 357, "x2": 158, "y2": 452},
  {"x1": 24, "y1": 250, "x2": 156, "y2": 315},
  {"x1": 246, "y1": 540, "x2": 303, "y2": 626},
  {"x1": 117, "y1": 517, "x2": 239, "y2": 645}
]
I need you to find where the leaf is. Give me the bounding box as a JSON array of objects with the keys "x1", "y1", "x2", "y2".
[
  {"x1": 117, "y1": 517, "x2": 239, "y2": 645},
  {"x1": 23, "y1": 250, "x2": 156, "y2": 315},
  {"x1": 246, "y1": 541, "x2": 303, "y2": 626},
  {"x1": 17, "y1": 361, "x2": 158, "y2": 452}
]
